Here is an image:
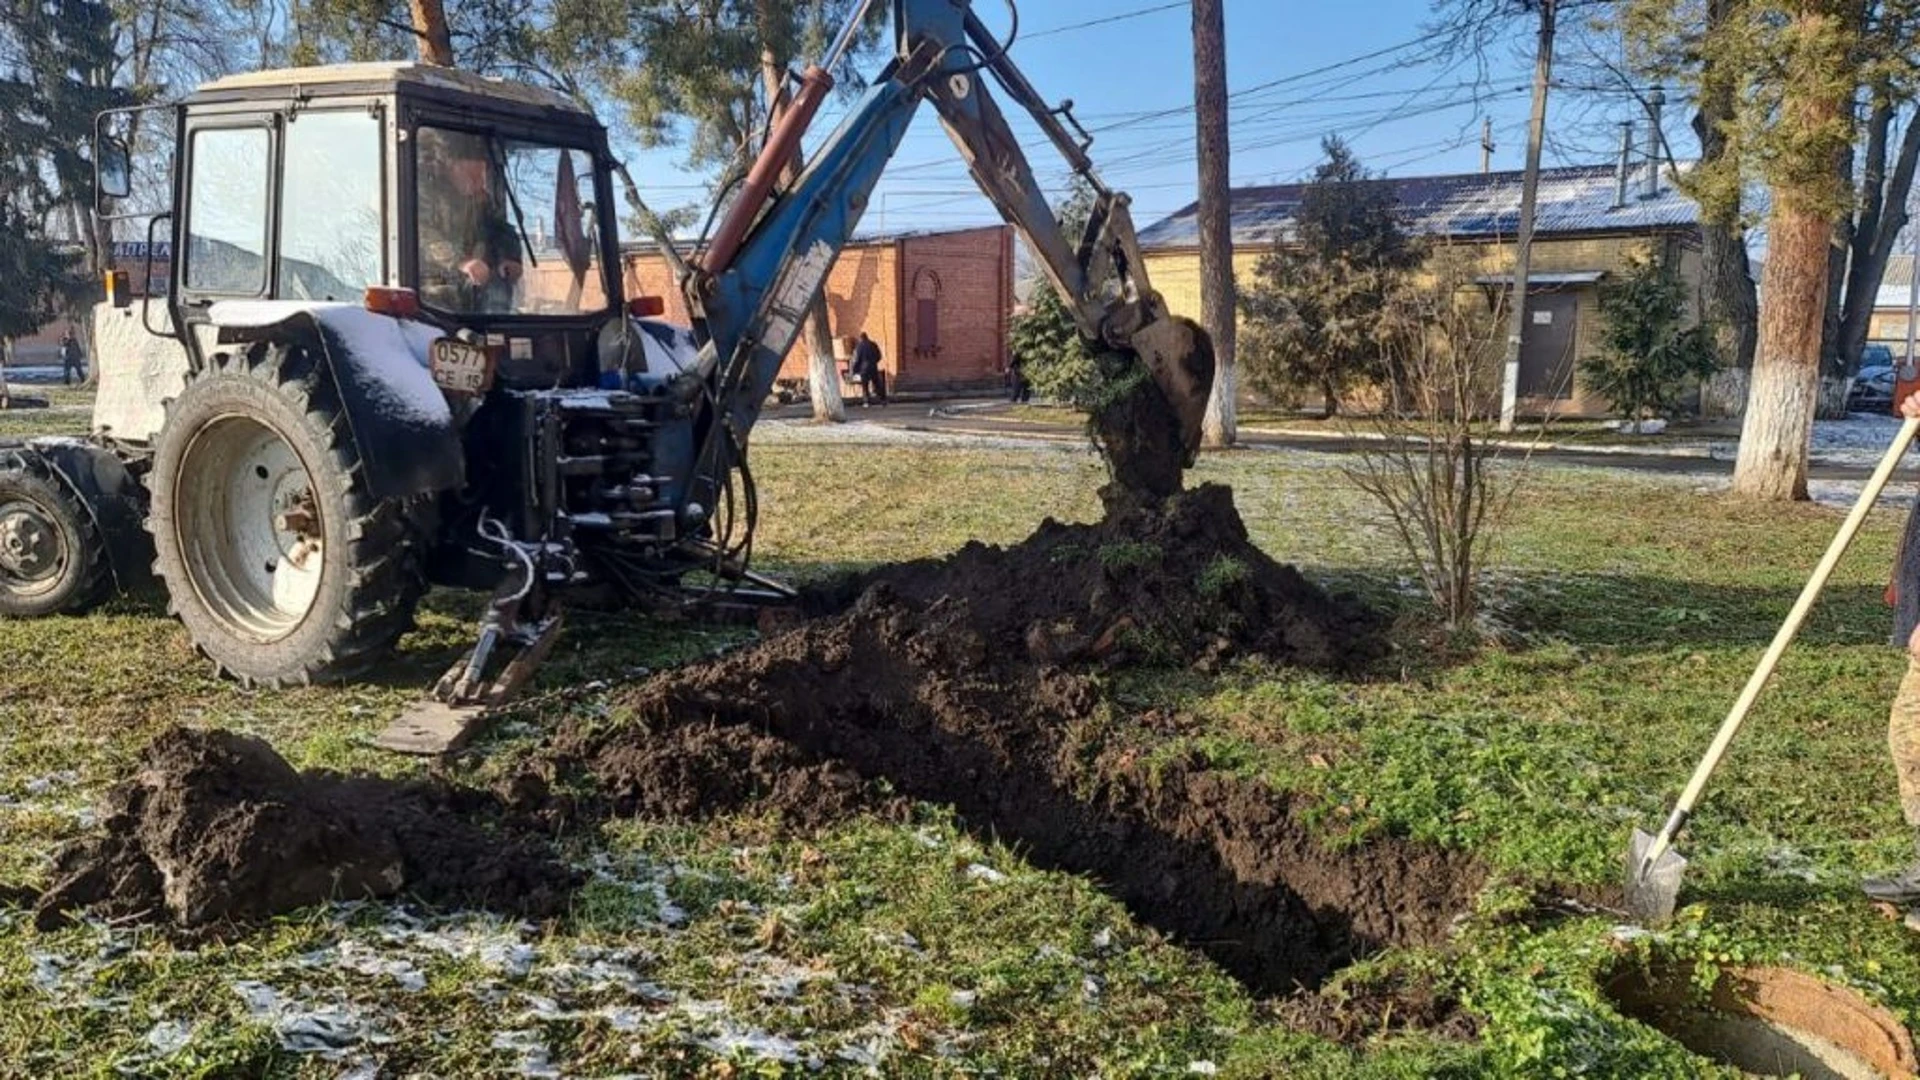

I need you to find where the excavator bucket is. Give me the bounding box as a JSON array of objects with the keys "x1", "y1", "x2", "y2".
[{"x1": 1129, "y1": 315, "x2": 1217, "y2": 463}]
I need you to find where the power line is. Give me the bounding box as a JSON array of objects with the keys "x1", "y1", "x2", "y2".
[{"x1": 1022, "y1": 1, "x2": 1188, "y2": 40}]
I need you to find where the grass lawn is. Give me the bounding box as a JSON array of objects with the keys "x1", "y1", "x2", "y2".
[{"x1": 2, "y1": 401, "x2": 1919, "y2": 1077}]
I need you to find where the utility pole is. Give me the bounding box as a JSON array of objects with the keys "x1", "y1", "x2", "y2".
[
  {"x1": 1193, "y1": 0, "x2": 1236, "y2": 448},
  {"x1": 1481, "y1": 116, "x2": 1495, "y2": 174},
  {"x1": 1498, "y1": 0, "x2": 1555, "y2": 432}
]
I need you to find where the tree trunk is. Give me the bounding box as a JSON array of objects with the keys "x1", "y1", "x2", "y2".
[
  {"x1": 1839, "y1": 101, "x2": 1920, "y2": 372},
  {"x1": 408, "y1": 0, "x2": 454, "y2": 66},
  {"x1": 0, "y1": 337, "x2": 12, "y2": 409},
  {"x1": 1734, "y1": 199, "x2": 1836, "y2": 500},
  {"x1": 1320, "y1": 375, "x2": 1338, "y2": 419},
  {"x1": 760, "y1": 41, "x2": 845, "y2": 422},
  {"x1": 1692, "y1": 0, "x2": 1758, "y2": 375},
  {"x1": 1192, "y1": 0, "x2": 1236, "y2": 448}
]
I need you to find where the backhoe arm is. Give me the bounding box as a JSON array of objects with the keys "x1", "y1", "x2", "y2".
[{"x1": 676, "y1": 0, "x2": 1213, "y2": 534}]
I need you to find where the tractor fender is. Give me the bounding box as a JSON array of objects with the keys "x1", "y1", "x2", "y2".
[
  {"x1": 10, "y1": 437, "x2": 155, "y2": 595},
  {"x1": 205, "y1": 301, "x2": 463, "y2": 499}
]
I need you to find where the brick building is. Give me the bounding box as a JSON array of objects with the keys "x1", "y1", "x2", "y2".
[
  {"x1": 623, "y1": 224, "x2": 1015, "y2": 394},
  {"x1": 1138, "y1": 163, "x2": 1706, "y2": 419}
]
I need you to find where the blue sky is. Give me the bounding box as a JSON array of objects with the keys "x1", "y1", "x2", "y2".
[{"x1": 620, "y1": 0, "x2": 1687, "y2": 238}]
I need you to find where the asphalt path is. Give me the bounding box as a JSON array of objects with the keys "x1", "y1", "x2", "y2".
[{"x1": 766, "y1": 397, "x2": 1885, "y2": 483}]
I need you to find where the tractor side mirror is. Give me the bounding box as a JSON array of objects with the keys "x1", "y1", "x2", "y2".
[{"x1": 96, "y1": 135, "x2": 131, "y2": 201}]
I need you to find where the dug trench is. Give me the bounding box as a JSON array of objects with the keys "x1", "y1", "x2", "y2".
[
  {"x1": 535, "y1": 481, "x2": 1486, "y2": 996},
  {"x1": 27, "y1": 366, "x2": 1484, "y2": 1012}
]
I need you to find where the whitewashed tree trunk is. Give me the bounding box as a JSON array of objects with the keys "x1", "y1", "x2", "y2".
[
  {"x1": 804, "y1": 306, "x2": 846, "y2": 421},
  {"x1": 0, "y1": 337, "x2": 13, "y2": 409},
  {"x1": 1733, "y1": 200, "x2": 1829, "y2": 501}
]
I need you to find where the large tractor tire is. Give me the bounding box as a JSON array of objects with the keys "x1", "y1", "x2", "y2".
[
  {"x1": 0, "y1": 455, "x2": 110, "y2": 618},
  {"x1": 149, "y1": 344, "x2": 431, "y2": 687}
]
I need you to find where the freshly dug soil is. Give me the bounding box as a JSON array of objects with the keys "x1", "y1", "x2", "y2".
[
  {"x1": 34, "y1": 728, "x2": 575, "y2": 931},
  {"x1": 805, "y1": 483, "x2": 1381, "y2": 673},
  {"x1": 551, "y1": 505, "x2": 1474, "y2": 993},
  {"x1": 529, "y1": 720, "x2": 894, "y2": 831}
]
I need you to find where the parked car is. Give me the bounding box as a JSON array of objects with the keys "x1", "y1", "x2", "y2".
[{"x1": 1850, "y1": 345, "x2": 1899, "y2": 412}]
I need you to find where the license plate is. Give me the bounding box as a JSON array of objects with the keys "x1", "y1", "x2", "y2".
[{"x1": 430, "y1": 338, "x2": 496, "y2": 396}]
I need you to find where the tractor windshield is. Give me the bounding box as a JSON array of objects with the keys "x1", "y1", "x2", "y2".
[{"x1": 414, "y1": 125, "x2": 608, "y2": 317}]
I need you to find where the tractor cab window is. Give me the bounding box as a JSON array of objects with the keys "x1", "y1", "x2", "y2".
[
  {"x1": 279, "y1": 110, "x2": 383, "y2": 300},
  {"x1": 414, "y1": 126, "x2": 606, "y2": 317},
  {"x1": 185, "y1": 127, "x2": 270, "y2": 294}
]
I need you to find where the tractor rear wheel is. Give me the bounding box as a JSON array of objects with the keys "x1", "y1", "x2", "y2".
[
  {"x1": 0, "y1": 455, "x2": 109, "y2": 618},
  {"x1": 149, "y1": 344, "x2": 431, "y2": 687}
]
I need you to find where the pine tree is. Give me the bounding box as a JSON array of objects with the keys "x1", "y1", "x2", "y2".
[
  {"x1": 1237, "y1": 138, "x2": 1422, "y2": 417},
  {"x1": 0, "y1": 0, "x2": 126, "y2": 380}
]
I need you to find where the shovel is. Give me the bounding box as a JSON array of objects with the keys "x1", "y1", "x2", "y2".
[{"x1": 1626, "y1": 415, "x2": 1920, "y2": 925}]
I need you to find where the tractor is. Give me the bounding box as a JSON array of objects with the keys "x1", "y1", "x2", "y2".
[{"x1": 0, "y1": 0, "x2": 1212, "y2": 747}]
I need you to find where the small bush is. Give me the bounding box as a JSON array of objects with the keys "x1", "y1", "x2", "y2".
[{"x1": 1579, "y1": 255, "x2": 1720, "y2": 428}]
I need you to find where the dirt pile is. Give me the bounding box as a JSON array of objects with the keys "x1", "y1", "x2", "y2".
[
  {"x1": 546, "y1": 492, "x2": 1473, "y2": 993},
  {"x1": 35, "y1": 728, "x2": 575, "y2": 931},
  {"x1": 805, "y1": 483, "x2": 1380, "y2": 672}
]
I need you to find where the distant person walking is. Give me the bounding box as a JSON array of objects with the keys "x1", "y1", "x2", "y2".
[
  {"x1": 851, "y1": 331, "x2": 887, "y2": 407},
  {"x1": 59, "y1": 331, "x2": 85, "y2": 386},
  {"x1": 1007, "y1": 354, "x2": 1032, "y2": 403}
]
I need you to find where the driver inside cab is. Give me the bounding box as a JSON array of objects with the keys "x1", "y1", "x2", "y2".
[{"x1": 417, "y1": 128, "x2": 524, "y2": 314}]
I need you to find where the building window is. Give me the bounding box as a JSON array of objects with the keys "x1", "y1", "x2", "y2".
[{"x1": 913, "y1": 268, "x2": 941, "y2": 357}]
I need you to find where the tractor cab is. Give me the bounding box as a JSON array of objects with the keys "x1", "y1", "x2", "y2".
[{"x1": 100, "y1": 62, "x2": 625, "y2": 388}]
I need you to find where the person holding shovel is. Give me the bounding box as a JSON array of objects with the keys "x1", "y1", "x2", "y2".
[{"x1": 1867, "y1": 390, "x2": 1920, "y2": 919}]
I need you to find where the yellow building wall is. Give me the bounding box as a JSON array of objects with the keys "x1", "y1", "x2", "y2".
[{"x1": 1142, "y1": 233, "x2": 1698, "y2": 419}]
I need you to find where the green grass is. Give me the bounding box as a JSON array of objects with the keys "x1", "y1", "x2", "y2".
[{"x1": 2, "y1": 401, "x2": 1918, "y2": 1076}]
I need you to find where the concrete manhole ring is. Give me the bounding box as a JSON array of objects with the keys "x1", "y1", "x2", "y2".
[{"x1": 1604, "y1": 962, "x2": 1917, "y2": 1080}]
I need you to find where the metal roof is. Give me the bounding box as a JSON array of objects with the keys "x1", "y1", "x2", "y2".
[
  {"x1": 195, "y1": 62, "x2": 587, "y2": 115},
  {"x1": 1136, "y1": 162, "x2": 1701, "y2": 250}
]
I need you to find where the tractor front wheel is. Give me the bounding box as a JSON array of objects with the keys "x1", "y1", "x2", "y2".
[
  {"x1": 0, "y1": 455, "x2": 109, "y2": 618},
  {"x1": 149, "y1": 345, "x2": 430, "y2": 687}
]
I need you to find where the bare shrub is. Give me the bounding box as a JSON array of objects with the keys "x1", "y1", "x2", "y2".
[{"x1": 1342, "y1": 255, "x2": 1530, "y2": 630}]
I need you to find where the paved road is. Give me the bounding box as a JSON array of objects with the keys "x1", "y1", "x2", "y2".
[{"x1": 768, "y1": 398, "x2": 1889, "y2": 482}]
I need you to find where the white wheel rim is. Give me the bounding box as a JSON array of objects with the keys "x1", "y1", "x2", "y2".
[
  {"x1": 175, "y1": 413, "x2": 325, "y2": 642},
  {"x1": 0, "y1": 497, "x2": 66, "y2": 598}
]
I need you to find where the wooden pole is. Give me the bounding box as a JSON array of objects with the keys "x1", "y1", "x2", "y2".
[{"x1": 1498, "y1": 0, "x2": 1554, "y2": 432}]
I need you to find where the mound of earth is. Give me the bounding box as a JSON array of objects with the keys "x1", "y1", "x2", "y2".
[
  {"x1": 805, "y1": 483, "x2": 1380, "y2": 672},
  {"x1": 551, "y1": 540, "x2": 1474, "y2": 994},
  {"x1": 34, "y1": 728, "x2": 575, "y2": 931}
]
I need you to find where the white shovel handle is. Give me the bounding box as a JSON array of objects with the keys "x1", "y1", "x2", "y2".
[{"x1": 1642, "y1": 415, "x2": 1920, "y2": 868}]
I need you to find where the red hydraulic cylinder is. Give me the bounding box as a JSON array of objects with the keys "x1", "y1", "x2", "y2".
[{"x1": 700, "y1": 65, "x2": 836, "y2": 276}]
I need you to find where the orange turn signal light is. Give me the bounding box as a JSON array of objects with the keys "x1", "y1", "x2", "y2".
[
  {"x1": 627, "y1": 295, "x2": 666, "y2": 318},
  {"x1": 365, "y1": 286, "x2": 422, "y2": 319},
  {"x1": 105, "y1": 269, "x2": 131, "y2": 310}
]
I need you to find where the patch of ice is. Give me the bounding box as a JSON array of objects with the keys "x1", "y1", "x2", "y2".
[
  {"x1": 964, "y1": 863, "x2": 1007, "y2": 884},
  {"x1": 29, "y1": 953, "x2": 66, "y2": 993},
  {"x1": 1091, "y1": 928, "x2": 1113, "y2": 951},
  {"x1": 698, "y1": 1025, "x2": 805, "y2": 1064},
  {"x1": 1188, "y1": 1062, "x2": 1220, "y2": 1076},
  {"x1": 23, "y1": 770, "x2": 79, "y2": 796},
  {"x1": 145, "y1": 1020, "x2": 192, "y2": 1055},
  {"x1": 490, "y1": 1029, "x2": 560, "y2": 1078},
  {"x1": 948, "y1": 989, "x2": 977, "y2": 1009}
]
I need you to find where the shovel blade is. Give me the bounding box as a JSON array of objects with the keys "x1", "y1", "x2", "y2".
[{"x1": 1625, "y1": 828, "x2": 1689, "y2": 926}]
